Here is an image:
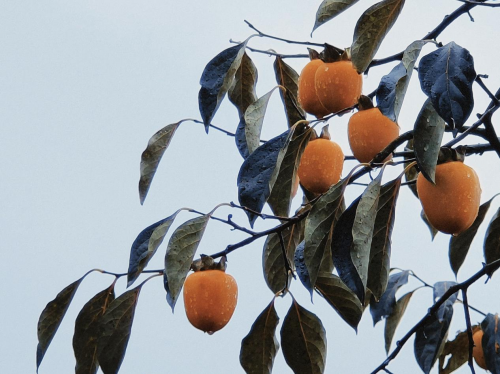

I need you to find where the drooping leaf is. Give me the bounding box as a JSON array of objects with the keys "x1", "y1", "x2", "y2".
[
  {"x1": 139, "y1": 121, "x2": 182, "y2": 204},
  {"x1": 404, "y1": 139, "x2": 418, "y2": 198},
  {"x1": 198, "y1": 41, "x2": 248, "y2": 131},
  {"x1": 97, "y1": 286, "x2": 142, "y2": 374},
  {"x1": 268, "y1": 123, "x2": 312, "y2": 217},
  {"x1": 235, "y1": 117, "x2": 250, "y2": 159},
  {"x1": 438, "y1": 326, "x2": 480, "y2": 374},
  {"x1": 315, "y1": 273, "x2": 363, "y2": 331},
  {"x1": 127, "y1": 210, "x2": 181, "y2": 287},
  {"x1": 384, "y1": 291, "x2": 413, "y2": 354},
  {"x1": 312, "y1": 0, "x2": 360, "y2": 34},
  {"x1": 368, "y1": 177, "x2": 402, "y2": 300},
  {"x1": 376, "y1": 40, "x2": 428, "y2": 121},
  {"x1": 433, "y1": 281, "x2": 458, "y2": 323},
  {"x1": 263, "y1": 224, "x2": 303, "y2": 294},
  {"x1": 273, "y1": 56, "x2": 305, "y2": 128},
  {"x1": 229, "y1": 52, "x2": 258, "y2": 118},
  {"x1": 304, "y1": 178, "x2": 348, "y2": 291},
  {"x1": 449, "y1": 197, "x2": 495, "y2": 277},
  {"x1": 351, "y1": 0, "x2": 406, "y2": 73},
  {"x1": 281, "y1": 299, "x2": 327, "y2": 374},
  {"x1": 413, "y1": 99, "x2": 446, "y2": 184},
  {"x1": 418, "y1": 42, "x2": 476, "y2": 132},
  {"x1": 164, "y1": 214, "x2": 210, "y2": 311},
  {"x1": 237, "y1": 130, "x2": 290, "y2": 226},
  {"x1": 240, "y1": 299, "x2": 280, "y2": 374},
  {"x1": 37, "y1": 272, "x2": 90, "y2": 372},
  {"x1": 73, "y1": 282, "x2": 116, "y2": 374},
  {"x1": 484, "y1": 207, "x2": 500, "y2": 271},
  {"x1": 245, "y1": 87, "x2": 282, "y2": 155},
  {"x1": 295, "y1": 241, "x2": 313, "y2": 295},
  {"x1": 480, "y1": 313, "x2": 500, "y2": 372},
  {"x1": 421, "y1": 210, "x2": 439, "y2": 240},
  {"x1": 370, "y1": 270, "x2": 409, "y2": 326}
]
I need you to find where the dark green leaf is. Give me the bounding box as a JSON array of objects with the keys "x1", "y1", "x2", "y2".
[
  {"x1": 438, "y1": 326, "x2": 480, "y2": 374},
  {"x1": 240, "y1": 300, "x2": 280, "y2": 374},
  {"x1": 450, "y1": 198, "x2": 495, "y2": 277},
  {"x1": 304, "y1": 178, "x2": 348, "y2": 290},
  {"x1": 370, "y1": 270, "x2": 409, "y2": 326},
  {"x1": 139, "y1": 121, "x2": 182, "y2": 204},
  {"x1": 295, "y1": 241, "x2": 313, "y2": 294},
  {"x1": 312, "y1": 0, "x2": 360, "y2": 34},
  {"x1": 237, "y1": 130, "x2": 290, "y2": 226},
  {"x1": 351, "y1": 0, "x2": 406, "y2": 73},
  {"x1": 37, "y1": 273, "x2": 89, "y2": 372},
  {"x1": 316, "y1": 274, "x2": 363, "y2": 331},
  {"x1": 97, "y1": 287, "x2": 142, "y2": 374},
  {"x1": 480, "y1": 313, "x2": 500, "y2": 372},
  {"x1": 273, "y1": 56, "x2": 305, "y2": 128},
  {"x1": 368, "y1": 177, "x2": 402, "y2": 300},
  {"x1": 418, "y1": 42, "x2": 476, "y2": 132},
  {"x1": 433, "y1": 281, "x2": 458, "y2": 323},
  {"x1": 229, "y1": 52, "x2": 258, "y2": 118},
  {"x1": 281, "y1": 299, "x2": 327, "y2": 374},
  {"x1": 127, "y1": 210, "x2": 181, "y2": 287},
  {"x1": 484, "y1": 207, "x2": 500, "y2": 271},
  {"x1": 413, "y1": 99, "x2": 446, "y2": 184},
  {"x1": 198, "y1": 42, "x2": 247, "y2": 132},
  {"x1": 384, "y1": 291, "x2": 413, "y2": 354},
  {"x1": 164, "y1": 215, "x2": 210, "y2": 311},
  {"x1": 404, "y1": 139, "x2": 418, "y2": 198},
  {"x1": 235, "y1": 116, "x2": 250, "y2": 159},
  {"x1": 73, "y1": 282, "x2": 116, "y2": 374},
  {"x1": 421, "y1": 210, "x2": 439, "y2": 240}
]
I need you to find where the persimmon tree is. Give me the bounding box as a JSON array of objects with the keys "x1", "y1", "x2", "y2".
[{"x1": 37, "y1": 0, "x2": 500, "y2": 373}]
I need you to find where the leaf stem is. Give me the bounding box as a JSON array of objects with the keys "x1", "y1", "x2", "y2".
[{"x1": 461, "y1": 288, "x2": 477, "y2": 374}]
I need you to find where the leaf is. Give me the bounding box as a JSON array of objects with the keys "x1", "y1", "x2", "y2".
[
  {"x1": 273, "y1": 56, "x2": 305, "y2": 128},
  {"x1": 229, "y1": 52, "x2": 258, "y2": 118},
  {"x1": 280, "y1": 299, "x2": 327, "y2": 374},
  {"x1": 312, "y1": 0, "x2": 360, "y2": 34},
  {"x1": 404, "y1": 139, "x2": 418, "y2": 198},
  {"x1": 484, "y1": 207, "x2": 500, "y2": 270},
  {"x1": 235, "y1": 116, "x2": 250, "y2": 159},
  {"x1": 268, "y1": 123, "x2": 312, "y2": 217},
  {"x1": 245, "y1": 87, "x2": 282, "y2": 155},
  {"x1": 295, "y1": 241, "x2": 313, "y2": 295},
  {"x1": 370, "y1": 270, "x2": 409, "y2": 326},
  {"x1": 351, "y1": 0, "x2": 406, "y2": 73},
  {"x1": 237, "y1": 129, "x2": 290, "y2": 226},
  {"x1": 37, "y1": 273, "x2": 89, "y2": 372},
  {"x1": 438, "y1": 326, "x2": 480, "y2": 374},
  {"x1": 368, "y1": 177, "x2": 402, "y2": 300},
  {"x1": 127, "y1": 210, "x2": 181, "y2": 287},
  {"x1": 198, "y1": 41, "x2": 247, "y2": 131},
  {"x1": 139, "y1": 121, "x2": 182, "y2": 204},
  {"x1": 449, "y1": 198, "x2": 495, "y2": 277},
  {"x1": 384, "y1": 291, "x2": 413, "y2": 354},
  {"x1": 413, "y1": 99, "x2": 446, "y2": 184},
  {"x1": 480, "y1": 313, "x2": 500, "y2": 372},
  {"x1": 164, "y1": 214, "x2": 210, "y2": 311},
  {"x1": 418, "y1": 42, "x2": 476, "y2": 132},
  {"x1": 376, "y1": 40, "x2": 428, "y2": 121},
  {"x1": 315, "y1": 273, "x2": 363, "y2": 331},
  {"x1": 421, "y1": 210, "x2": 439, "y2": 240},
  {"x1": 433, "y1": 281, "x2": 458, "y2": 323},
  {"x1": 73, "y1": 282, "x2": 116, "y2": 374},
  {"x1": 97, "y1": 286, "x2": 142, "y2": 374},
  {"x1": 304, "y1": 178, "x2": 348, "y2": 291},
  {"x1": 240, "y1": 300, "x2": 280, "y2": 374},
  {"x1": 263, "y1": 225, "x2": 303, "y2": 294}
]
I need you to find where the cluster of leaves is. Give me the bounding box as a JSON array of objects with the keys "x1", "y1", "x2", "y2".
[{"x1": 37, "y1": 0, "x2": 500, "y2": 373}]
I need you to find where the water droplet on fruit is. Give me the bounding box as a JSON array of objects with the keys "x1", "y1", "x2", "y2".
[{"x1": 207, "y1": 331, "x2": 215, "y2": 335}]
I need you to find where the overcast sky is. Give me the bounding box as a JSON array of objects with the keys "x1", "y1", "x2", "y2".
[{"x1": 2, "y1": 1, "x2": 500, "y2": 373}]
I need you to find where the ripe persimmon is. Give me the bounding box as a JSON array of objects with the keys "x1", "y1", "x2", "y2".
[
  {"x1": 298, "y1": 59, "x2": 331, "y2": 119},
  {"x1": 297, "y1": 136, "x2": 344, "y2": 194},
  {"x1": 473, "y1": 330, "x2": 488, "y2": 370},
  {"x1": 416, "y1": 161, "x2": 481, "y2": 235},
  {"x1": 183, "y1": 269, "x2": 238, "y2": 334},
  {"x1": 348, "y1": 107, "x2": 400, "y2": 163},
  {"x1": 315, "y1": 60, "x2": 362, "y2": 114}
]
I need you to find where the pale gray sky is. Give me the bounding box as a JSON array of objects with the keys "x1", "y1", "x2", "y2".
[{"x1": 2, "y1": 1, "x2": 500, "y2": 373}]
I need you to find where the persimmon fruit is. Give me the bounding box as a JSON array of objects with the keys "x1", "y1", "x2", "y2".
[
  {"x1": 348, "y1": 107, "x2": 400, "y2": 163},
  {"x1": 298, "y1": 59, "x2": 331, "y2": 119},
  {"x1": 297, "y1": 138, "x2": 344, "y2": 194},
  {"x1": 183, "y1": 269, "x2": 238, "y2": 334},
  {"x1": 315, "y1": 60, "x2": 362, "y2": 114},
  {"x1": 473, "y1": 329, "x2": 488, "y2": 370},
  {"x1": 416, "y1": 161, "x2": 481, "y2": 235}
]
